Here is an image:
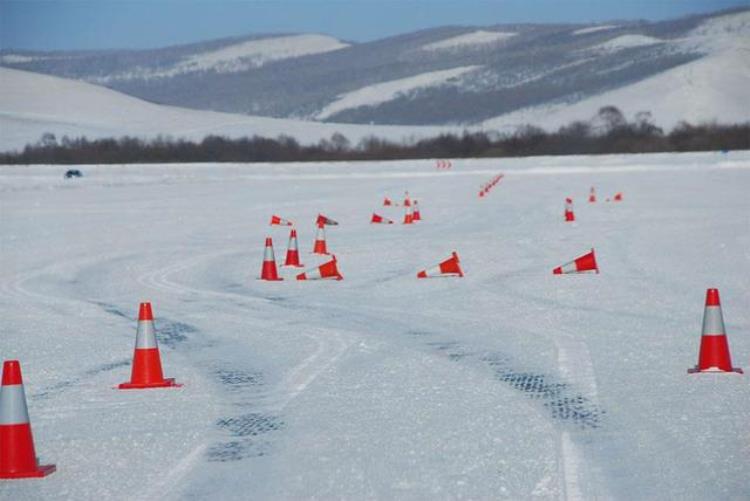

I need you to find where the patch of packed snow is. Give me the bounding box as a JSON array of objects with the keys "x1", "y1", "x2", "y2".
[
  {"x1": 483, "y1": 48, "x2": 750, "y2": 132},
  {"x1": 573, "y1": 25, "x2": 618, "y2": 36},
  {"x1": 0, "y1": 67, "x2": 463, "y2": 152},
  {"x1": 316, "y1": 66, "x2": 481, "y2": 120},
  {"x1": 589, "y1": 34, "x2": 664, "y2": 53},
  {"x1": 421, "y1": 30, "x2": 516, "y2": 51},
  {"x1": 0, "y1": 151, "x2": 748, "y2": 499},
  {"x1": 93, "y1": 34, "x2": 349, "y2": 82}
]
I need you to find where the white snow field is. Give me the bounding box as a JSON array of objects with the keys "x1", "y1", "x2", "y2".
[
  {"x1": 421, "y1": 30, "x2": 517, "y2": 52},
  {"x1": 0, "y1": 68, "x2": 459, "y2": 153},
  {"x1": 1, "y1": 151, "x2": 749, "y2": 500}
]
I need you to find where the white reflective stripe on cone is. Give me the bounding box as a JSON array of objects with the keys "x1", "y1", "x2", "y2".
[
  {"x1": 702, "y1": 306, "x2": 726, "y2": 336},
  {"x1": 304, "y1": 267, "x2": 323, "y2": 280},
  {"x1": 560, "y1": 261, "x2": 578, "y2": 273},
  {"x1": 0, "y1": 384, "x2": 30, "y2": 425},
  {"x1": 422, "y1": 264, "x2": 441, "y2": 277},
  {"x1": 135, "y1": 321, "x2": 159, "y2": 349},
  {"x1": 264, "y1": 244, "x2": 275, "y2": 261}
]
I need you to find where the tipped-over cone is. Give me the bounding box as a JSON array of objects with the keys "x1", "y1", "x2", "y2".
[
  {"x1": 296, "y1": 255, "x2": 343, "y2": 280},
  {"x1": 553, "y1": 249, "x2": 598, "y2": 274},
  {"x1": 371, "y1": 213, "x2": 394, "y2": 224},
  {"x1": 417, "y1": 252, "x2": 464, "y2": 278},
  {"x1": 270, "y1": 214, "x2": 294, "y2": 226}
]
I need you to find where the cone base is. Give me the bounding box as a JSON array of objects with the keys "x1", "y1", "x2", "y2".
[
  {"x1": 688, "y1": 366, "x2": 743, "y2": 374},
  {"x1": 0, "y1": 464, "x2": 56, "y2": 479},
  {"x1": 258, "y1": 277, "x2": 284, "y2": 281},
  {"x1": 118, "y1": 378, "x2": 181, "y2": 390},
  {"x1": 282, "y1": 264, "x2": 305, "y2": 268}
]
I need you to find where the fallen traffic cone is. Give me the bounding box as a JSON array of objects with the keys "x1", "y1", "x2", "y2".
[
  {"x1": 412, "y1": 200, "x2": 422, "y2": 221},
  {"x1": 312, "y1": 225, "x2": 329, "y2": 255},
  {"x1": 0, "y1": 360, "x2": 56, "y2": 479},
  {"x1": 316, "y1": 214, "x2": 339, "y2": 226},
  {"x1": 613, "y1": 192, "x2": 623, "y2": 202},
  {"x1": 564, "y1": 197, "x2": 575, "y2": 222},
  {"x1": 403, "y1": 204, "x2": 414, "y2": 225},
  {"x1": 371, "y1": 213, "x2": 394, "y2": 224},
  {"x1": 417, "y1": 252, "x2": 464, "y2": 278},
  {"x1": 553, "y1": 248, "x2": 599, "y2": 274},
  {"x1": 269, "y1": 214, "x2": 293, "y2": 226},
  {"x1": 283, "y1": 229, "x2": 304, "y2": 268},
  {"x1": 119, "y1": 303, "x2": 181, "y2": 389},
  {"x1": 688, "y1": 289, "x2": 743, "y2": 374},
  {"x1": 588, "y1": 186, "x2": 596, "y2": 203},
  {"x1": 296, "y1": 255, "x2": 343, "y2": 280},
  {"x1": 259, "y1": 237, "x2": 283, "y2": 281}
]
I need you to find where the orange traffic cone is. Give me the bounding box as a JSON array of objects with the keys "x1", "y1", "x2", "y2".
[
  {"x1": 403, "y1": 191, "x2": 411, "y2": 207},
  {"x1": 119, "y1": 303, "x2": 181, "y2": 389},
  {"x1": 403, "y1": 204, "x2": 414, "y2": 225},
  {"x1": 316, "y1": 214, "x2": 339, "y2": 226},
  {"x1": 553, "y1": 249, "x2": 599, "y2": 274},
  {"x1": 283, "y1": 229, "x2": 304, "y2": 268},
  {"x1": 613, "y1": 192, "x2": 623, "y2": 202},
  {"x1": 312, "y1": 225, "x2": 329, "y2": 254},
  {"x1": 417, "y1": 252, "x2": 464, "y2": 278},
  {"x1": 0, "y1": 360, "x2": 56, "y2": 479},
  {"x1": 688, "y1": 289, "x2": 743, "y2": 374},
  {"x1": 564, "y1": 197, "x2": 575, "y2": 222},
  {"x1": 412, "y1": 200, "x2": 422, "y2": 221},
  {"x1": 588, "y1": 186, "x2": 596, "y2": 203},
  {"x1": 371, "y1": 213, "x2": 394, "y2": 224},
  {"x1": 259, "y1": 237, "x2": 283, "y2": 281},
  {"x1": 383, "y1": 197, "x2": 397, "y2": 207},
  {"x1": 269, "y1": 214, "x2": 293, "y2": 226},
  {"x1": 296, "y1": 255, "x2": 343, "y2": 280}
]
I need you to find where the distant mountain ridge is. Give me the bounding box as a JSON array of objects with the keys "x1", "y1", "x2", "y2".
[{"x1": 1, "y1": 7, "x2": 748, "y2": 129}]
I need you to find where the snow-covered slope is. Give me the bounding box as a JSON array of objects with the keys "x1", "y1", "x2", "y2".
[
  {"x1": 0, "y1": 68, "x2": 458, "y2": 151},
  {"x1": 573, "y1": 25, "x2": 618, "y2": 36},
  {"x1": 316, "y1": 66, "x2": 480, "y2": 120},
  {"x1": 420, "y1": 30, "x2": 516, "y2": 51},
  {"x1": 589, "y1": 34, "x2": 664, "y2": 53},
  {"x1": 1, "y1": 152, "x2": 748, "y2": 499}
]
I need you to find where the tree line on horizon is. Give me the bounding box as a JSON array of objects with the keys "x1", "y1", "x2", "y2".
[{"x1": 1, "y1": 107, "x2": 748, "y2": 165}]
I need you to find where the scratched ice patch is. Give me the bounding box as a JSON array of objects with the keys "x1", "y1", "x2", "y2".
[{"x1": 207, "y1": 413, "x2": 285, "y2": 462}]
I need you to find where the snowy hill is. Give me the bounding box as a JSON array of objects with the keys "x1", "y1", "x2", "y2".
[{"x1": 0, "y1": 68, "x2": 459, "y2": 152}]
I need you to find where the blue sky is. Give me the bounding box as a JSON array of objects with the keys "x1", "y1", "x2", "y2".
[{"x1": 1, "y1": 0, "x2": 747, "y2": 50}]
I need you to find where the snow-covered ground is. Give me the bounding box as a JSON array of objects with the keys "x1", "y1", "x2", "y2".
[
  {"x1": 315, "y1": 66, "x2": 481, "y2": 120},
  {"x1": 1, "y1": 150, "x2": 749, "y2": 499},
  {"x1": 421, "y1": 30, "x2": 517, "y2": 51},
  {"x1": 0, "y1": 68, "x2": 460, "y2": 152},
  {"x1": 572, "y1": 25, "x2": 618, "y2": 36},
  {"x1": 588, "y1": 35, "x2": 663, "y2": 53}
]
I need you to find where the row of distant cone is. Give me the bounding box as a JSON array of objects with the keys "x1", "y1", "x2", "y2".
[
  {"x1": 587, "y1": 187, "x2": 623, "y2": 204},
  {"x1": 479, "y1": 174, "x2": 503, "y2": 198},
  {"x1": 377, "y1": 192, "x2": 422, "y2": 224},
  {"x1": 564, "y1": 192, "x2": 624, "y2": 222}
]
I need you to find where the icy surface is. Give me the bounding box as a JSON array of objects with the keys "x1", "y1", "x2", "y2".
[
  {"x1": 421, "y1": 31, "x2": 517, "y2": 51},
  {"x1": 0, "y1": 151, "x2": 749, "y2": 499},
  {"x1": 316, "y1": 66, "x2": 481, "y2": 120},
  {"x1": 0, "y1": 68, "x2": 460, "y2": 152}
]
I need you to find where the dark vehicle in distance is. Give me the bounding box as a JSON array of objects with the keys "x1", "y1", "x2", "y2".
[{"x1": 64, "y1": 169, "x2": 83, "y2": 179}]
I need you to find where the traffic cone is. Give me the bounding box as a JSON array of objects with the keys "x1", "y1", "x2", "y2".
[
  {"x1": 564, "y1": 197, "x2": 576, "y2": 222},
  {"x1": 553, "y1": 248, "x2": 599, "y2": 274},
  {"x1": 417, "y1": 252, "x2": 464, "y2": 278},
  {"x1": 412, "y1": 200, "x2": 422, "y2": 221},
  {"x1": 588, "y1": 186, "x2": 596, "y2": 203},
  {"x1": 613, "y1": 192, "x2": 623, "y2": 202},
  {"x1": 283, "y1": 229, "x2": 304, "y2": 268},
  {"x1": 296, "y1": 255, "x2": 343, "y2": 280},
  {"x1": 403, "y1": 191, "x2": 411, "y2": 207},
  {"x1": 269, "y1": 214, "x2": 293, "y2": 226},
  {"x1": 316, "y1": 214, "x2": 338, "y2": 226},
  {"x1": 371, "y1": 213, "x2": 394, "y2": 224},
  {"x1": 383, "y1": 197, "x2": 397, "y2": 207},
  {"x1": 119, "y1": 303, "x2": 181, "y2": 389},
  {"x1": 312, "y1": 225, "x2": 329, "y2": 255},
  {"x1": 403, "y1": 204, "x2": 414, "y2": 225},
  {"x1": 259, "y1": 237, "x2": 283, "y2": 281},
  {"x1": 688, "y1": 289, "x2": 743, "y2": 374},
  {"x1": 0, "y1": 360, "x2": 56, "y2": 479}
]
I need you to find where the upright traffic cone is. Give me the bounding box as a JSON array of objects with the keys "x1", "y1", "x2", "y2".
[
  {"x1": 553, "y1": 248, "x2": 599, "y2": 274},
  {"x1": 588, "y1": 186, "x2": 596, "y2": 203},
  {"x1": 383, "y1": 197, "x2": 397, "y2": 207},
  {"x1": 403, "y1": 204, "x2": 414, "y2": 225},
  {"x1": 403, "y1": 191, "x2": 411, "y2": 207},
  {"x1": 417, "y1": 252, "x2": 464, "y2": 278},
  {"x1": 316, "y1": 214, "x2": 339, "y2": 226},
  {"x1": 119, "y1": 303, "x2": 181, "y2": 389},
  {"x1": 412, "y1": 200, "x2": 422, "y2": 221},
  {"x1": 296, "y1": 255, "x2": 343, "y2": 280},
  {"x1": 259, "y1": 237, "x2": 283, "y2": 281},
  {"x1": 613, "y1": 192, "x2": 623, "y2": 202},
  {"x1": 283, "y1": 229, "x2": 304, "y2": 268},
  {"x1": 312, "y1": 225, "x2": 329, "y2": 255},
  {"x1": 269, "y1": 214, "x2": 293, "y2": 226},
  {"x1": 688, "y1": 289, "x2": 743, "y2": 374},
  {"x1": 371, "y1": 213, "x2": 394, "y2": 224},
  {"x1": 0, "y1": 360, "x2": 56, "y2": 479},
  {"x1": 564, "y1": 197, "x2": 576, "y2": 222}
]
